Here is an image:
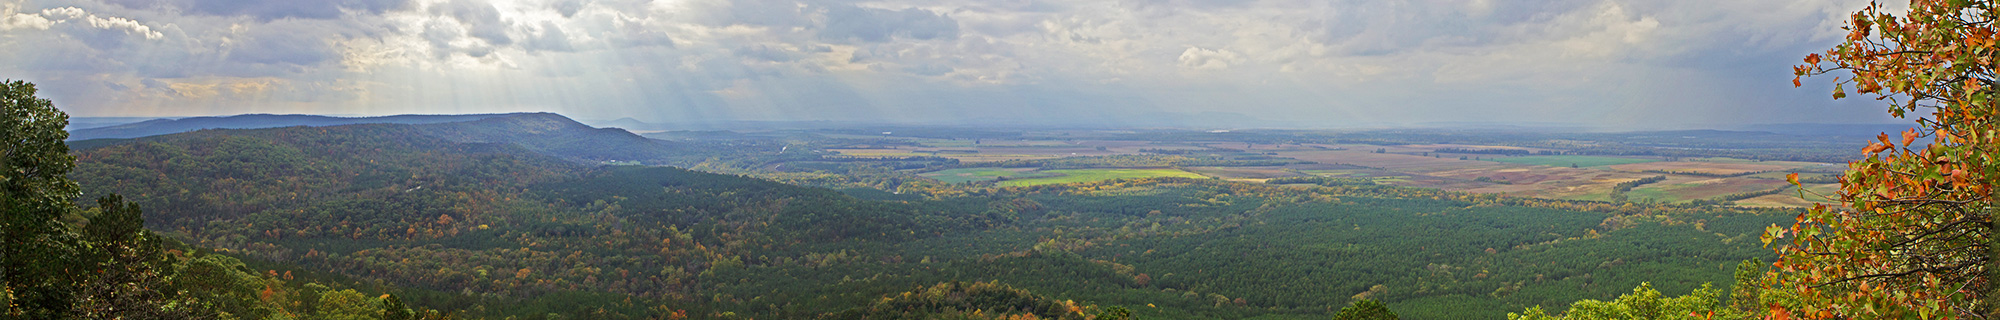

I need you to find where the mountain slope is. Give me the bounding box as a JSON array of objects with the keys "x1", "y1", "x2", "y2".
[
  {"x1": 412, "y1": 112, "x2": 686, "y2": 162},
  {"x1": 68, "y1": 113, "x2": 519, "y2": 140},
  {"x1": 68, "y1": 123, "x2": 1011, "y2": 317}
]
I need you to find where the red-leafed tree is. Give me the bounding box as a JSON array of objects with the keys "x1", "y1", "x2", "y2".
[{"x1": 1771, "y1": 0, "x2": 1996, "y2": 318}]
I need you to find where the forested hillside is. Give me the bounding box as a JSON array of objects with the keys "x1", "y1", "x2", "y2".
[
  {"x1": 67, "y1": 113, "x2": 517, "y2": 140},
  {"x1": 412, "y1": 113, "x2": 690, "y2": 163},
  {"x1": 52, "y1": 118, "x2": 1797, "y2": 318}
]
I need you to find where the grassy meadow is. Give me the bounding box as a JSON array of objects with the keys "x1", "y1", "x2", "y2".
[
  {"x1": 922, "y1": 167, "x2": 1054, "y2": 183},
  {"x1": 997, "y1": 168, "x2": 1206, "y2": 187}
]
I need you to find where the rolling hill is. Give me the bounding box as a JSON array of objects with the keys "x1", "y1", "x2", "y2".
[
  {"x1": 412, "y1": 113, "x2": 686, "y2": 163},
  {"x1": 68, "y1": 113, "x2": 519, "y2": 141}
]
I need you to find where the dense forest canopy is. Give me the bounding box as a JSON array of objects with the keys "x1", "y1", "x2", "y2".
[
  {"x1": 5, "y1": 1, "x2": 1987, "y2": 317},
  {"x1": 10, "y1": 105, "x2": 1807, "y2": 319}
]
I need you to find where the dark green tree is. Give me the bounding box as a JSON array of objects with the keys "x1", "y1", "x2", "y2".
[
  {"x1": 75, "y1": 194, "x2": 203, "y2": 319},
  {"x1": 1725, "y1": 258, "x2": 1762, "y2": 315},
  {"x1": 1093, "y1": 306, "x2": 1132, "y2": 320},
  {"x1": 1332, "y1": 300, "x2": 1398, "y2": 320},
  {"x1": 1, "y1": 79, "x2": 85, "y2": 318},
  {"x1": 1, "y1": 80, "x2": 207, "y2": 319},
  {"x1": 382, "y1": 294, "x2": 415, "y2": 320}
]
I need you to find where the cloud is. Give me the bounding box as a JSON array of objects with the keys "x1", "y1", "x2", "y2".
[
  {"x1": 902, "y1": 63, "x2": 953, "y2": 76},
  {"x1": 522, "y1": 21, "x2": 575, "y2": 53},
  {"x1": 817, "y1": 5, "x2": 960, "y2": 43},
  {"x1": 1177, "y1": 46, "x2": 1241, "y2": 69},
  {"x1": 40, "y1": 7, "x2": 163, "y2": 40},
  {"x1": 0, "y1": 0, "x2": 1895, "y2": 127},
  {"x1": 734, "y1": 44, "x2": 797, "y2": 62},
  {"x1": 1, "y1": 4, "x2": 51, "y2": 30},
  {"x1": 433, "y1": 0, "x2": 511, "y2": 46},
  {"x1": 105, "y1": 0, "x2": 410, "y2": 21},
  {"x1": 227, "y1": 21, "x2": 335, "y2": 66},
  {"x1": 550, "y1": 0, "x2": 585, "y2": 18}
]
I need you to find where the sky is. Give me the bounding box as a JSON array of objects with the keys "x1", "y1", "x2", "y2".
[{"x1": 0, "y1": 0, "x2": 1908, "y2": 129}]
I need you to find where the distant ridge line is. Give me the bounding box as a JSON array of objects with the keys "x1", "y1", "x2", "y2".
[{"x1": 67, "y1": 112, "x2": 565, "y2": 141}]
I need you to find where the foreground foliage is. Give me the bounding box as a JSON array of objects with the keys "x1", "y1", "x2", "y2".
[
  {"x1": 1507, "y1": 283, "x2": 1730, "y2": 320},
  {"x1": 1775, "y1": 0, "x2": 1996, "y2": 318},
  {"x1": 825, "y1": 281, "x2": 1116, "y2": 320}
]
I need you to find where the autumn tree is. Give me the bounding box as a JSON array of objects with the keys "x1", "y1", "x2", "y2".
[{"x1": 1772, "y1": 0, "x2": 1996, "y2": 318}]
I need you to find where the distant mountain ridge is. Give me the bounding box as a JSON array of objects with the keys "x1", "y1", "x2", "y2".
[
  {"x1": 70, "y1": 112, "x2": 692, "y2": 165},
  {"x1": 67, "y1": 113, "x2": 521, "y2": 140},
  {"x1": 412, "y1": 113, "x2": 684, "y2": 162}
]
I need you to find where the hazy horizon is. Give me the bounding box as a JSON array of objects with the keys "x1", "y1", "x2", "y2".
[
  {"x1": 63, "y1": 111, "x2": 1923, "y2": 134},
  {"x1": 3, "y1": 0, "x2": 1908, "y2": 128}
]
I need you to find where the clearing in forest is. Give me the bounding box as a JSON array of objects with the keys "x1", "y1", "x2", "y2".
[
  {"x1": 1734, "y1": 183, "x2": 1842, "y2": 207},
  {"x1": 922, "y1": 167, "x2": 1053, "y2": 183},
  {"x1": 997, "y1": 168, "x2": 1206, "y2": 187},
  {"x1": 1181, "y1": 166, "x2": 1306, "y2": 179},
  {"x1": 1485, "y1": 155, "x2": 1657, "y2": 167},
  {"x1": 1622, "y1": 177, "x2": 1791, "y2": 203}
]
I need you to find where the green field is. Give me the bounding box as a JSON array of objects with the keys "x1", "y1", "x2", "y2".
[
  {"x1": 997, "y1": 168, "x2": 1205, "y2": 187},
  {"x1": 1486, "y1": 155, "x2": 1657, "y2": 167},
  {"x1": 922, "y1": 167, "x2": 1053, "y2": 183}
]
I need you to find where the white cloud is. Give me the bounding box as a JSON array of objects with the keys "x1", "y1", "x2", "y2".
[
  {"x1": 1177, "y1": 46, "x2": 1241, "y2": 70},
  {"x1": 34, "y1": 6, "x2": 163, "y2": 39},
  {"x1": 0, "y1": 0, "x2": 1899, "y2": 127},
  {"x1": 1, "y1": 12, "x2": 48, "y2": 30}
]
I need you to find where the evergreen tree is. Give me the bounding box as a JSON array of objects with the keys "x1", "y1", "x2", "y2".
[{"x1": 1333, "y1": 300, "x2": 1398, "y2": 320}]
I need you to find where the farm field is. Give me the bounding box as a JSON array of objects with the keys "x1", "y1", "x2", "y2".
[
  {"x1": 1623, "y1": 177, "x2": 1791, "y2": 203},
  {"x1": 921, "y1": 167, "x2": 1053, "y2": 183},
  {"x1": 829, "y1": 148, "x2": 1062, "y2": 162},
  {"x1": 1425, "y1": 165, "x2": 1661, "y2": 200},
  {"x1": 1735, "y1": 183, "x2": 1842, "y2": 207},
  {"x1": 1401, "y1": 143, "x2": 1542, "y2": 150},
  {"x1": 996, "y1": 168, "x2": 1205, "y2": 187},
  {"x1": 1181, "y1": 166, "x2": 1306, "y2": 180},
  {"x1": 1270, "y1": 148, "x2": 1504, "y2": 171},
  {"x1": 827, "y1": 148, "x2": 924, "y2": 157},
  {"x1": 1606, "y1": 161, "x2": 1796, "y2": 175},
  {"x1": 1485, "y1": 155, "x2": 1658, "y2": 167},
  {"x1": 870, "y1": 136, "x2": 1848, "y2": 208}
]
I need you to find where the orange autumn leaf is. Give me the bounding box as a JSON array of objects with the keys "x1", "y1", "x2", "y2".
[
  {"x1": 1768, "y1": 304, "x2": 1792, "y2": 320},
  {"x1": 1775, "y1": 1, "x2": 1994, "y2": 319}
]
